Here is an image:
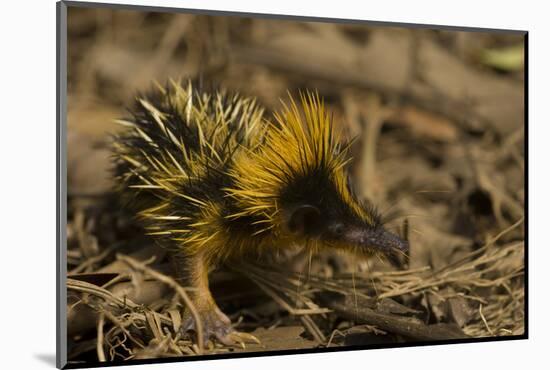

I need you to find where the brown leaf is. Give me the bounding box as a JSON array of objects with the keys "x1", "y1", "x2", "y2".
[{"x1": 392, "y1": 105, "x2": 459, "y2": 142}]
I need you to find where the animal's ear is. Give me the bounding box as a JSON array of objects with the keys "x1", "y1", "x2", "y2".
[{"x1": 287, "y1": 205, "x2": 322, "y2": 236}]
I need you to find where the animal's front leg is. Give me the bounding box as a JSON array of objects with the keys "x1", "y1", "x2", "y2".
[{"x1": 175, "y1": 252, "x2": 259, "y2": 348}]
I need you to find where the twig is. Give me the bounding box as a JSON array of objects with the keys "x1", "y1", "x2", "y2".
[
  {"x1": 323, "y1": 293, "x2": 469, "y2": 341},
  {"x1": 479, "y1": 304, "x2": 494, "y2": 336},
  {"x1": 360, "y1": 94, "x2": 395, "y2": 200},
  {"x1": 300, "y1": 315, "x2": 326, "y2": 344},
  {"x1": 116, "y1": 254, "x2": 204, "y2": 354},
  {"x1": 326, "y1": 329, "x2": 345, "y2": 347},
  {"x1": 102, "y1": 309, "x2": 146, "y2": 349},
  {"x1": 96, "y1": 313, "x2": 106, "y2": 362},
  {"x1": 70, "y1": 247, "x2": 114, "y2": 275}
]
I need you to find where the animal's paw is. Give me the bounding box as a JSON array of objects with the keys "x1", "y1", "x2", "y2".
[{"x1": 180, "y1": 305, "x2": 260, "y2": 349}]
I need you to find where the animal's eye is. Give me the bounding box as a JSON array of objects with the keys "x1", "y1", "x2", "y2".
[{"x1": 334, "y1": 224, "x2": 345, "y2": 236}]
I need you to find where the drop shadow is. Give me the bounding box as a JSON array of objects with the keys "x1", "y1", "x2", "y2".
[{"x1": 34, "y1": 353, "x2": 57, "y2": 367}]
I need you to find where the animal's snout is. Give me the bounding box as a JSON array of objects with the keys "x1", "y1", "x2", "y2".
[{"x1": 369, "y1": 229, "x2": 409, "y2": 255}]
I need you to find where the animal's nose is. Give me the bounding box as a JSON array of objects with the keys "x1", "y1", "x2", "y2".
[{"x1": 376, "y1": 229, "x2": 409, "y2": 254}]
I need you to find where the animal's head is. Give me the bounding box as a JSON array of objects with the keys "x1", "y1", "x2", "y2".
[
  {"x1": 282, "y1": 174, "x2": 408, "y2": 263},
  {"x1": 227, "y1": 92, "x2": 409, "y2": 263}
]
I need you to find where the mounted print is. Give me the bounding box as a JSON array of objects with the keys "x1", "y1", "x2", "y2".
[{"x1": 57, "y1": 1, "x2": 527, "y2": 368}]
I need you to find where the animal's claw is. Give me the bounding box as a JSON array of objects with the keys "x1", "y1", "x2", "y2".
[
  {"x1": 232, "y1": 331, "x2": 261, "y2": 345},
  {"x1": 218, "y1": 331, "x2": 260, "y2": 349},
  {"x1": 180, "y1": 308, "x2": 260, "y2": 349}
]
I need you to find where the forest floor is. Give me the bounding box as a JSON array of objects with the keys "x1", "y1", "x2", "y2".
[{"x1": 65, "y1": 7, "x2": 525, "y2": 364}]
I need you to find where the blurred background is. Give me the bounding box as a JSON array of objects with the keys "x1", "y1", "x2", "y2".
[{"x1": 66, "y1": 5, "x2": 525, "y2": 363}]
